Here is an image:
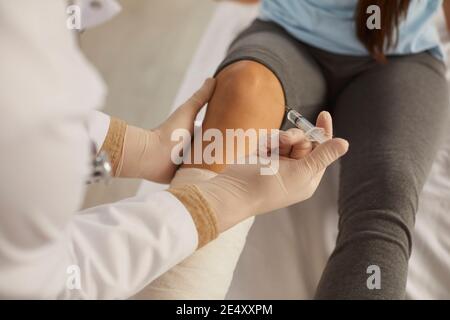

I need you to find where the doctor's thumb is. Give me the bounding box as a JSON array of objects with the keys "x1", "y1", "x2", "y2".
[
  {"x1": 182, "y1": 78, "x2": 217, "y2": 114},
  {"x1": 300, "y1": 138, "x2": 349, "y2": 176}
]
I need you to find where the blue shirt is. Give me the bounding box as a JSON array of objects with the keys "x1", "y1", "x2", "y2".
[{"x1": 260, "y1": 0, "x2": 444, "y2": 59}]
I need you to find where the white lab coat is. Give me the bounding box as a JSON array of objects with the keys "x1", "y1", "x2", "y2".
[{"x1": 0, "y1": 0, "x2": 198, "y2": 299}]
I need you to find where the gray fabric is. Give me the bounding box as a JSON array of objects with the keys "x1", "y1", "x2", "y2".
[{"x1": 216, "y1": 19, "x2": 450, "y2": 299}]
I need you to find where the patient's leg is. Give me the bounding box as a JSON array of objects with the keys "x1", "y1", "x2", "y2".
[
  {"x1": 134, "y1": 18, "x2": 327, "y2": 300},
  {"x1": 315, "y1": 54, "x2": 449, "y2": 299},
  {"x1": 185, "y1": 60, "x2": 286, "y2": 172},
  {"x1": 133, "y1": 61, "x2": 285, "y2": 300}
]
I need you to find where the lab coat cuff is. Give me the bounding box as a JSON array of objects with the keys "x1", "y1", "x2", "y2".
[
  {"x1": 87, "y1": 110, "x2": 111, "y2": 151},
  {"x1": 158, "y1": 191, "x2": 200, "y2": 251}
]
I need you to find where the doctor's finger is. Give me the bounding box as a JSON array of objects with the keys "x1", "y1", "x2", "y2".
[
  {"x1": 279, "y1": 129, "x2": 312, "y2": 159},
  {"x1": 315, "y1": 111, "x2": 333, "y2": 139},
  {"x1": 299, "y1": 138, "x2": 349, "y2": 176},
  {"x1": 181, "y1": 78, "x2": 217, "y2": 113}
]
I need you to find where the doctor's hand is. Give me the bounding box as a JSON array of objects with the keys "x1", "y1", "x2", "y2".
[
  {"x1": 116, "y1": 78, "x2": 216, "y2": 183},
  {"x1": 192, "y1": 112, "x2": 349, "y2": 232}
]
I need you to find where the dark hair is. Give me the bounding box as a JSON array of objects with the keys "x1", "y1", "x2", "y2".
[{"x1": 356, "y1": 0, "x2": 411, "y2": 62}]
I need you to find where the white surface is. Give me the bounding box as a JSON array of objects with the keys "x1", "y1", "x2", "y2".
[{"x1": 138, "y1": 3, "x2": 450, "y2": 299}]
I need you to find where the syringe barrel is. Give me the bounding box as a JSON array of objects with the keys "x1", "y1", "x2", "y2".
[{"x1": 286, "y1": 108, "x2": 327, "y2": 144}]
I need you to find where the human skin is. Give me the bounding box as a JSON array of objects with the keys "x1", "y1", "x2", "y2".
[{"x1": 183, "y1": 60, "x2": 286, "y2": 172}]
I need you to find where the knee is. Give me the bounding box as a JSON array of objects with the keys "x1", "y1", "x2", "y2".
[
  {"x1": 213, "y1": 60, "x2": 285, "y2": 112},
  {"x1": 189, "y1": 60, "x2": 286, "y2": 172}
]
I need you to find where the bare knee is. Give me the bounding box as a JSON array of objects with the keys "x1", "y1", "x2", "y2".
[
  {"x1": 205, "y1": 60, "x2": 285, "y2": 127},
  {"x1": 183, "y1": 60, "x2": 285, "y2": 172},
  {"x1": 216, "y1": 60, "x2": 284, "y2": 100}
]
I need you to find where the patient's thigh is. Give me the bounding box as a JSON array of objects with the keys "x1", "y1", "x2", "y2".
[{"x1": 334, "y1": 54, "x2": 449, "y2": 216}]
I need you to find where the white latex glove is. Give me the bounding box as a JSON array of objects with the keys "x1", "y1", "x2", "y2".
[
  {"x1": 116, "y1": 78, "x2": 216, "y2": 183},
  {"x1": 195, "y1": 111, "x2": 349, "y2": 232}
]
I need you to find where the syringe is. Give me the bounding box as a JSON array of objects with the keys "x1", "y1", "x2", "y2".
[{"x1": 285, "y1": 107, "x2": 328, "y2": 144}]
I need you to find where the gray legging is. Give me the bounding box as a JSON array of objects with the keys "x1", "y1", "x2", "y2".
[{"x1": 216, "y1": 19, "x2": 450, "y2": 299}]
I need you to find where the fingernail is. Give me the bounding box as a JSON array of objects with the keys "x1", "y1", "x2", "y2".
[{"x1": 322, "y1": 111, "x2": 331, "y2": 120}]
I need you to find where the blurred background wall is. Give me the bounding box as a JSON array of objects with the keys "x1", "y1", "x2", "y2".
[{"x1": 80, "y1": 0, "x2": 216, "y2": 208}]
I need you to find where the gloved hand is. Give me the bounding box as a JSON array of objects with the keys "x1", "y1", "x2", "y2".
[
  {"x1": 116, "y1": 78, "x2": 216, "y2": 183},
  {"x1": 194, "y1": 111, "x2": 349, "y2": 232}
]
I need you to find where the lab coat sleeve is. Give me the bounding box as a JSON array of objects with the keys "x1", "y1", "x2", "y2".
[
  {"x1": 75, "y1": 0, "x2": 122, "y2": 30},
  {"x1": 0, "y1": 0, "x2": 198, "y2": 299},
  {"x1": 87, "y1": 110, "x2": 110, "y2": 151},
  {"x1": 70, "y1": 192, "x2": 199, "y2": 299}
]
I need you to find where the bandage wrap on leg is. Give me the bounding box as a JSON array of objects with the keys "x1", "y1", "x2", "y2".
[{"x1": 134, "y1": 168, "x2": 255, "y2": 300}]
